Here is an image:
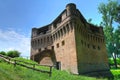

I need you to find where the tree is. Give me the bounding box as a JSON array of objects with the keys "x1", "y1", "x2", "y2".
[
  {"x1": 88, "y1": 18, "x2": 92, "y2": 23},
  {"x1": 98, "y1": 0, "x2": 119, "y2": 27},
  {"x1": 98, "y1": 0, "x2": 119, "y2": 68},
  {"x1": 0, "y1": 51, "x2": 6, "y2": 55},
  {"x1": 114, "y1": 26, "x2": 120, "y2": 56},
  {"x1": 7, "y1": 50, "x2": 21, "y2": 58},
  {"x1": 115, "y1": 5, "x2": 120, "y2": 23}
]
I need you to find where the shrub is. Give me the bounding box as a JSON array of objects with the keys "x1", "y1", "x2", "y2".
[
  {"x1": 7, "y1": 50, "x2": 21, "y2": 58},
  {"x1": 0, "y1": 51, "x2": 6, "y2": 55},
  {"x1": 109, "y1": 58, "x2": 120, "y2": 65},
  {"x1": 117, "y1": 58, "x2": 120, "y2": 65},
  {"x1": 109, "y1": 58, "x2": 114, "y2": 64}
]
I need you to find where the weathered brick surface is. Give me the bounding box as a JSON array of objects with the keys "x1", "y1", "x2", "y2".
[{"x1": 30, "y1": 3, "x2": 112, "y2": 77}]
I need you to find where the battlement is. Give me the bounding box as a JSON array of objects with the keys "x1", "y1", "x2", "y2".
[{"x1": 32, "y1": 3, "x2": 102, "y2": 38}]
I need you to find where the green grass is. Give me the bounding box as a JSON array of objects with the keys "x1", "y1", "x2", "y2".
[
  {"x1": 111, "y1": 69, "x2": 120, "y2": 80},
  {"x1": 0, "y1": 58, "x2": 113, "y2": 80}
]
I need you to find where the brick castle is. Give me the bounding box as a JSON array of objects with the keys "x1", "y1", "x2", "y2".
[{"x1": 31, "y1": 3, "x2": 112, "y2": 77}]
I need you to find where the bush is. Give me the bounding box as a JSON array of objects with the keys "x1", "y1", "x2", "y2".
[
  {"x1": 109, "y1": 58, "x2": 120, "y2": 65},
  {"x1": 109, "y1": 58, "x2": 114, "y2": 64},
  {"x1": 117, "y1": 58, "x2": 120, "y2": 65},
  {"x1": 7, "y1": 50, "x2": 21, "y2": 58},
  {"x1": 0, "y1": 51, "x2": 6, "y2": 55}
]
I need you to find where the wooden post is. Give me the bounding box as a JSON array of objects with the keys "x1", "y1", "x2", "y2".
[
  {"x1": 33, "y1": 64, "x2": 35, "y2": 68},
  {"x1": 14, "y1": 60, "x2": 16, "y2": 67},
  {"x1": 49, "y1": 66, "x2": 52, "y2": 77},
  {"x1": 8, "y1": 58, "x2": 10, "y2": 64},
  {"x1": 9, "y1": 58, "x2": 10, "y2": 63}
]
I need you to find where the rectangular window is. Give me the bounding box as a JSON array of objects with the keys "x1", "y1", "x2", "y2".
[
  {"x1": 57, "y1": 43, "x2": 59, "y2": 48},
  {"x1": 98, "y1": 46, "x2": 100, "y2": 50},
  {"x1": 52, "y1": 46, "x2": 54, "y2": 50},
  {"x1": 45, "y1": 47, "x2": 47, "y2": 50},
  {"x1": 39, "y1": 48, "x2": 41, "y2": 52},
  {"x1": 62, "y1": 40, "x2": 65, "y2": 46}
]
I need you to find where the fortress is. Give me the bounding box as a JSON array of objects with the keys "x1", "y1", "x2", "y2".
[{"x1": 31, "y1": 3, "x2": 112, "y2": 77}]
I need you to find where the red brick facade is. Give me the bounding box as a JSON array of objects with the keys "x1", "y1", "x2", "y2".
[{"x1": 31, "y1": 3, "x2": 113, "y2": 77}]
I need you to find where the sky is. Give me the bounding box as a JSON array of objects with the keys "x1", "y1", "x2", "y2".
[{"x1": 0, "y1": 0, "x2": 119, "y2": 57}]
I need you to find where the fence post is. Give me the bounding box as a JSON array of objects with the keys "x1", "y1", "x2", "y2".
[
  {"x1": 7, "y1": 58, "x2": 10, "y2": 64},
  {"x1": 33, "y1": 64, "x2": 35, "y2": 68},
  {"x1": 14, "y1": 60, "x2": 16, "y2": 67},
  {"x1": 49, "y1": 66, "x2": 52, "y2": 77}
]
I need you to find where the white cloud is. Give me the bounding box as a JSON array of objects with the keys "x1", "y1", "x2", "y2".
[{"x1": 0, "y1": 29, "x2": 30, "y2": 57}]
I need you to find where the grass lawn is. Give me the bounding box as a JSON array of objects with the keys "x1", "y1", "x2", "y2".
[
  {"x1": 0, "y1": 58, "x2": 107, "y2": 80},
  {"x1": 1, "y1": 57, "x2": 120, "y2": 80},
  {"x1": 111, "y1": 69, "x2": 120, "y2": 80}
]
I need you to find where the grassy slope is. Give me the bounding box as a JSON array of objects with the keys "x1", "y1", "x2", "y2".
[
  {"x1": 0, "y1": 58, "x2": 108, "y2": 80},
  {"x1": 111, "y1": 69, "x2": 120, "y2": 80}
]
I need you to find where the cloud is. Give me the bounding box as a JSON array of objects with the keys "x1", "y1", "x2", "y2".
[{"x1": 0, "y1": 29, "x2": 30, "y2": 57}]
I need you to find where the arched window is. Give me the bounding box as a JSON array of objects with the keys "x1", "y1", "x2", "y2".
[
  {"x1": 51, "y1": 36, "x2": 53, "y2": 42},
  {"x1": 41, "y1": 38, "x2": 43, "y2": 44},
  {"x1": 53, "y1": 34, "x2": 55, "y2": 41},
  {"x1": 60, "y1": 29, "x2": 63, "y2": 37},
  {"x1": 38, "y1": 39, "x2": 40, "y2": 46},
  {"x1": 63, "y1": 26, "x2": 66, "y2": 35},
  {"x1": 47, "y1": 36, "x2": 49, "y2": 43},
  {"x1": 98, "y1": 46, "x2": 100, "y2": 50},
  {"x1": 66, "y1": 24, "x2": 69, "y2": 33},
  {"x1": 58, "y1": 30, "x2": 60, "y2": 38},
  {"x1": 57, "y1": 32, "x2": 59, "y2": 39},
  {"x1": 55, "y1": 33, "x2": 58, "y2": 40},
  {"x1": 70, "y1": 22, "x2": 73, "y2": 31}
]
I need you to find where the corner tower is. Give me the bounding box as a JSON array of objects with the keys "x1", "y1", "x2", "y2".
[{"x1": 66, "y1": 3, "x2": 76, "y2": 16}]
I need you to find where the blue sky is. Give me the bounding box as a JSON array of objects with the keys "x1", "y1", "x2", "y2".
[{"x1": 0, "y1": 0, "x2": 119, "y2": 57}]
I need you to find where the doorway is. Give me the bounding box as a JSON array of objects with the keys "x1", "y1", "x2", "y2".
[{"x1": 56, "y1": 62, "x2": 61, "y2": 70}]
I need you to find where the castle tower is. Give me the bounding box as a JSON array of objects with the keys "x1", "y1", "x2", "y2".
[
  {"x1": 31, "y1": 3, "x2": 113, "y2": 78},
  {"x1": 66, "y1": 3, "x2": 76, "y2": 16}
]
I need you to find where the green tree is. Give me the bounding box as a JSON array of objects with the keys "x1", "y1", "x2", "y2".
[
  {"x1": 98, "y1": 0, "x2": 119, "y2": 68},
  {"x1": 98, "y1": 0, "x2": 119, "y2": 27},
  {"x1": 0, "y1": 51, "x2": 6, "y2": 55},
  {"x1": 88, "y1": 18, "x2": 92, "y2": 23},
  {"x1": 7, "y1": 50, "x2": 21, "y2": 58},
  {"x1": 115, "y1": 5, "x2": 120, "y2": 23},
  {"x1": 114, "y1": 26, "x2": 120, "y2": 56}
]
